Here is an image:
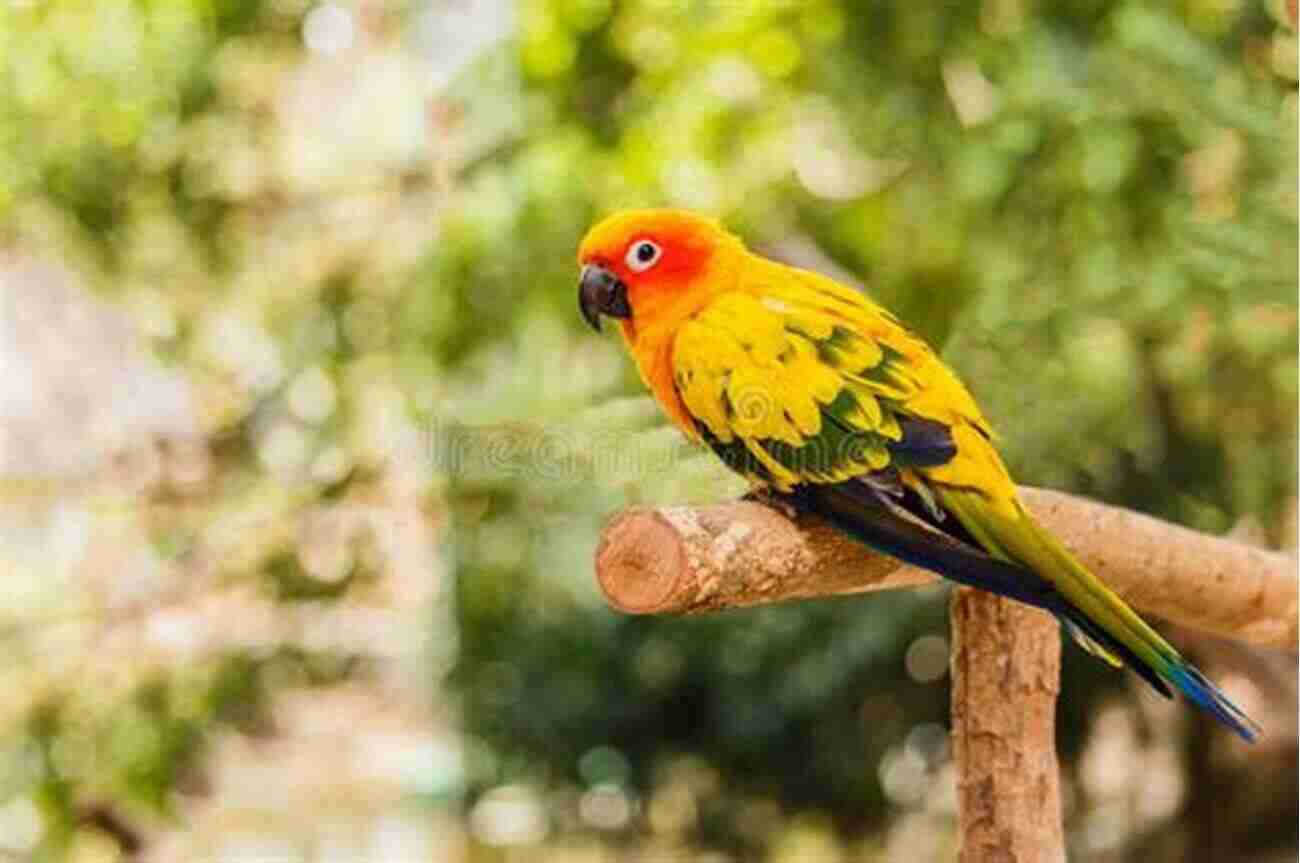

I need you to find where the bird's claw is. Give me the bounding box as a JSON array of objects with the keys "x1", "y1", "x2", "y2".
[{"x1": 741, "y1": 486, "x2": 802, "y2": 521}]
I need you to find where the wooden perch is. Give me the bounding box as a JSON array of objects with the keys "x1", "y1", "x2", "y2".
[
  {"x1": 595, "y1": 486, "x2": 1297, "y2": 652},
  {"x1": 950, "y1": 589, "x2": 1064, "y2": 863},
  {"x1": 596, "y1": 485, "x2": 1292, "y2": 863}
]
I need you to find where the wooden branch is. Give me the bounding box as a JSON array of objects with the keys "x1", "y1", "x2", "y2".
[
  {"x1": 595, "y1": 487, "x2": 1297, "y2": 652},
  {"x1": 595, "y1": 485, "x2": 1292, "y2": 863},
  {"x1": 950, "y1": 588, "x2": 1064, "y2": 863}
]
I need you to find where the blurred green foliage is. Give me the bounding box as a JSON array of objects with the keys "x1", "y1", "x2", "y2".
[
  {"x1": 447, "y1": 0, "x2": 1297, "y2": 857},
  {"x1": 0, "y1": 0, "x2": 1294, "y2": 860}
]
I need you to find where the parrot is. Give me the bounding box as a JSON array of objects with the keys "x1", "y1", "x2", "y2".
[{"x1": 577, "y1": 207, "x2": 1260, "y2": 742}]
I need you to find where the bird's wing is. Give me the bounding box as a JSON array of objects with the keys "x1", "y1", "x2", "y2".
[
  {"x1": 668, "y1": 263, "x2": 1002, "y2": 496},
  {"x1": 671, "y1": 288, "x2": 913, "y2": 488}
]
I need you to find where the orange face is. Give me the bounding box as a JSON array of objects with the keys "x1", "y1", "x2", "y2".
[{"x1": 576, "y1": 209, "x2": 738, "y2": 335}]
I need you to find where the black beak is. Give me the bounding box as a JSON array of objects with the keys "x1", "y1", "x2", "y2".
[{"x1": 579, "y1": 264, "x2": 631, "y2": 332}]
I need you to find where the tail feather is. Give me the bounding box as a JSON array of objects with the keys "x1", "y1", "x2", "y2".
[
  {"x1": 796, "y1": 478, "x2": 1262, "y2": 742},
  {"x1": 936, "y1": 486, "x2": 1262, "y2": 743},
  {"x1": 797, "y1": 483, "x2": 1061, "y2": 612},
  {"x1": 1058, "y1": 607, "x2": 1172, "y2": 698},
  {"x1": 1059, "y1": 604, "x2": 1260, "y2": 742},
  {"x1": 1167, "y1": 664, "x2": 1262, "y2": 742},
  {"x1": 1060, "y1": 617, "x2": 1123, "y2": 667}
]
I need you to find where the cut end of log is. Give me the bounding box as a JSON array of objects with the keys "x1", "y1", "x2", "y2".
[{"x1": 595, "y1": 508, "x2": 685, "y2": 613}]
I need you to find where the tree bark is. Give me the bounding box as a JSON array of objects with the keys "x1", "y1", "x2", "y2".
[
  {"x1": 950, "y1": 588, "x2": 1064, "y2": 863},
  {"x1": 594, "y1": 486, "x2": 1297, "y2": 652}
]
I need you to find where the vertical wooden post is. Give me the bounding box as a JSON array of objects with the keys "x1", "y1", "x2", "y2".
[{"x1": 950, "y1": 587, "x2": 1065, "y2": 863}]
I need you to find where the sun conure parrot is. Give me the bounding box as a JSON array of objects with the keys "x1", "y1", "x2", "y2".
[{"x1": 577, "y1": 208, "x2": 1260, "y2": 742}]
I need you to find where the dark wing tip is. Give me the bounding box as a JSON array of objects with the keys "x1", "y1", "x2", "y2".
[{"x1": 888, "y1": 416, "x2": 958, "y2": 467}]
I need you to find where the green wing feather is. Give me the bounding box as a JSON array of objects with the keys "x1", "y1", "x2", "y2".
[{"x1": 671, "y1": 291, "x2": 924, "y2": 489}]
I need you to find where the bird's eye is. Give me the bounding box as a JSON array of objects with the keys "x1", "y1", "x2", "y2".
[{"x1": 625, "y1": 240, "x2": 662, "y2": 273}]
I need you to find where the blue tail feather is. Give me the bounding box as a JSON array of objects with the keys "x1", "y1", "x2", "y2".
[{"x1": 1167, "y1": 663, "x2": 1262, "y2": 743}]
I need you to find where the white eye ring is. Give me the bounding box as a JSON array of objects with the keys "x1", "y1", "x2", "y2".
[{"x1": 625, "y1": 239, "x2": 662, "y2": 273}]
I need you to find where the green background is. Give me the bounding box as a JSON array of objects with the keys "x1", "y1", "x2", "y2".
[{"x1": 0, "y1": 0, "x2": 1294, "y2": 860}]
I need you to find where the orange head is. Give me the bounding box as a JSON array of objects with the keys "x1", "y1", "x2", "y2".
[{"x1": 576, "y1": 209, "x2": 743, "y2": 336}]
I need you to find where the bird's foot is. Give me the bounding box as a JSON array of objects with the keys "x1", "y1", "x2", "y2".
[{"x1": 741, "y1": 486, "x2": 802, "y2": 521}]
